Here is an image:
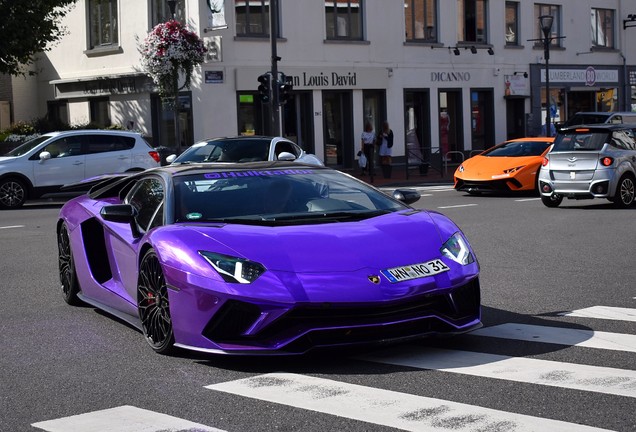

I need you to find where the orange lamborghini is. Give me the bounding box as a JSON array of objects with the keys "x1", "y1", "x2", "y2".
[{"x1": 454, "y1": 137, "x2": 554, "y2": 194}]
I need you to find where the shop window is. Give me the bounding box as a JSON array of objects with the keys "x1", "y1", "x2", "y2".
[
  {"x1": 534, "y1": 4, "x2": 562, "y2": 47},
  {"x1": 325, "y1": 0, "x2": 364, "y2": 41},
  {"x1": 236, "y1": 0, "x2": 277, "y2": 37},
  {"x1": 90, "y1": 98, "x2": 111, "y2": 128},
  {"x1": 404, "y1": 0, "x2": 437, "y2": 42},
  {"x1": 505, "y1": 2, "x2": 519, "y2": 45},
  {"x1": 88, "y1": 0, "x2": 118, "y2": 49},
  {"x1": 591, "y1": 8, "x2": 614, "y2": 49},
  {"x1": 457, "y1": 0, "x2": 487, "y2": 44},
  {"x1": 150, "y1": 0, "x2": 185, "y2": 27}
]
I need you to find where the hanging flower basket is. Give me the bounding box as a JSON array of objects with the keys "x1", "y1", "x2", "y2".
[{"x1": 139, "y1": 20, "x2": 207, "y2": 103}]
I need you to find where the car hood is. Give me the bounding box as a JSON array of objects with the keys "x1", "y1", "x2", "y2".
[
  {"x1": 183, "y1": 211, "x2": 447, "y2": 272},
  {"x1": 458, "y1": 155, "x2": 540, "y2": 178},
  {"x1": 152, "y1": 211, "x2": 475, "y2": 303}
]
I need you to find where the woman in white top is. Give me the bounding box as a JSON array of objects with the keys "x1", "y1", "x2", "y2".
[{"x1": 360, "y1": 121, "x2": 376, "y2": 175}]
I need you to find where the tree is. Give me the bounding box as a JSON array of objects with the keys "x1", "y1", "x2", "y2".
[{"x1": 0, "y1": 0, "x2": 77, "y2": 76}]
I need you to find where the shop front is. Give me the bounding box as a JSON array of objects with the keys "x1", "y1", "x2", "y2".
[{"x1": 529, "y1": 65, "x2": 624, "y2": 135}]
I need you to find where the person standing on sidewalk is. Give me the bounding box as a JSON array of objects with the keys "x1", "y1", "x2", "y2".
[
  {"x1": 360, "y1": 121, "x2": 376, "y2": 176},
  {"x1": 378, "y1": 121, "x2": 394, "y2": 179}
]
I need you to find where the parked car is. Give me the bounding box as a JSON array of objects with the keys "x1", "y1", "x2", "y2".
[
  {"x1": 453, "y1": 137, "x2": 554, "y2": 194},
  {"x1": 0, "y1": 130, "x2": 161, "y2": 209},
  {"x1": 57, "y1": 162, "x2": 481, "y2": 355},
  {"x1": 557, "y1": 111, "x2": 636, "y2": 129},
  {"x1": 165, "y1": 136, "x2": 323, "y2": 166},
  {"x1": 538, "y1": 124, "x2": 636, "y2": 208}
]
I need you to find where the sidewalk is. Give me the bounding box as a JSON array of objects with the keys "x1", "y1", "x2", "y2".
[{"x1": 346, "y1": 163, "x2": 455, "y2": 188}]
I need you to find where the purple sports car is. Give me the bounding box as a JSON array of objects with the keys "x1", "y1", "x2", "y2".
[{"x1": 57, "y1": 162, "x2": 481, "y2": 355}]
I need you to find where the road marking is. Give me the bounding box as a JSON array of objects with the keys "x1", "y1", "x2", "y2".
[
  {"x1": 515, "y1": 198, "x2": 541, "y2": 202},
  {"x1": 360, "y1": 346, "x2": 636, "y2": 398},
  {"x1": 206, "y1": 373, "x2": 613, "y2": 432},
  {"x1": 32, "y1": 405, "x2": 224, "y2": 432},
  {"x1": 471, "y1": 323, "x2": 636, "y2": 353},
  {"x1": 437, "y1": 204, "x2": 478, "y2": 209},
  {"x1": 559, "y1": 306, "x2": 636, "y2": 322},
  {"x1": 0, "y1": 225, "x2": 24, "y2": 230}
]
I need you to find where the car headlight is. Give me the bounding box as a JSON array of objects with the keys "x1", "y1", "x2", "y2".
[
  {"x1": 440, "y1": 232, "x2": 474, "y2": 265},
  {"x1": 199, "y1": 251, "x2": 266, "y2": 284}
]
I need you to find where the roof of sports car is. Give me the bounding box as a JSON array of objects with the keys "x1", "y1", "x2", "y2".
[{"x1": 88, "y1": 161, "x2": 326, "y2": 199}]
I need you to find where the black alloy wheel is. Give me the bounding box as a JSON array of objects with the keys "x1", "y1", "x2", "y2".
[
  {"x1": 613, "y1": 175, "x2": 635, "y2": 208},
  {"x1": 0, "y1": 178, "x2": 27, "y2": 209},
  {"x1": 541, "y1": 193, "x2": 563, "y2": 208},
  {"x1": 58, "y1": 223, "x2": 82, "y2": 305},
  {"x1": 137, "y1": 249, "x2": 175, "y2": 354}
]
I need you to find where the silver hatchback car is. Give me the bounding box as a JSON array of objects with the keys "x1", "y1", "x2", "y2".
[{"x1": 538, "y1": 124, "x2": 636, "y2": 208}]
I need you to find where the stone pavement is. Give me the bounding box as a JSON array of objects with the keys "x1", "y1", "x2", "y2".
[{"x1": 347, "y1": 163, "x2": 455, "y2": 188}]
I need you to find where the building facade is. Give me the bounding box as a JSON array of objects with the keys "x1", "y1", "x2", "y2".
[{"x1": 14, "y1": 0, "x2": 636, "y2": 169}]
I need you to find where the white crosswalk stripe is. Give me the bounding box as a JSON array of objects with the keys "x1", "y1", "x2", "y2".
[
  {"x1": 359, "y1": 346, "x2": 636, "y2": 398},
  {"x1": 31, "y1": 405, "x2": 224, "y2": 432},
  {"x1": 206, "y1": 373, "x2": 613, "y2": 432},
  {"x1": 470, "y1": 323, "x2": 636, "y2": 353},
  {"x1": 559, "y1": 306, "x2": 636, "y2": 322}
]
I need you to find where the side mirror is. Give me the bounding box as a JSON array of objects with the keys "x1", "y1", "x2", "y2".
[
  {"x1": 393, "y1": 188, "x2": 420, "y2": 205},
  {"x1": 39, "y1": 151, "x2": 52, "y2": 161},
  {"x1": 166, "y1": 154, "x2": 177, "y2": 164},
  {"x1": 100, "y1": 204, "x2": 141, "y2": 237},
  {"x1": 277, "y1": 151, "x2": 297, "y2": 161}
]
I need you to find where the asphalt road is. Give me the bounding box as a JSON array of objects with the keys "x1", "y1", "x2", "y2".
[{"x1": 1, "y1": 189, "x2": 635, "y2": 432}]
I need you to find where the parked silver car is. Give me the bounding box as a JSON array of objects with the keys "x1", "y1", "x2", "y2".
[
  {"x1": 166, "y1": 136, "x2": 323, "y2": 166},
  {"x1": 538, "y1": 124, "x2": 636, "y2": 208}
]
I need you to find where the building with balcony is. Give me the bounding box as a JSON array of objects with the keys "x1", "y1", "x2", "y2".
[{"x1": 7, "y1": 0, "x2": 636, "y2": 170}]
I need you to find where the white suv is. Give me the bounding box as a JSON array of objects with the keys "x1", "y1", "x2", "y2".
[{"x1": 0, "y1": 130, "x2": 161, "y2": 209}]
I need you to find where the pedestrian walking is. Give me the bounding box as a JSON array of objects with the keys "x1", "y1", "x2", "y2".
[
  {"x1": 360, "y1": 121, "x2": 376, "y2": 176},
  {"x1": 377, "y1": 121, "x2": 394, "y2": 179}
]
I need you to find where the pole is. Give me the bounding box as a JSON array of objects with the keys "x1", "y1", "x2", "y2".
[
  {"x1": 544, "y1": 37, "x2": 550, "y2": 137},
  {"x1": 167, "y1": 0, "x2": 181, "y2": 154},
  {"x1": 270, "y1": 0, "x2": 281, "y2": 136}
]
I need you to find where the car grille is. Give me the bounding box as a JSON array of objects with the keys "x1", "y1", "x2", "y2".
[
  {"x1": 455, "y1": 179, "x2": 520, "y2": 192},
  {"x1": 202, "y1": 277, "x2": 480, "y2": 353}
]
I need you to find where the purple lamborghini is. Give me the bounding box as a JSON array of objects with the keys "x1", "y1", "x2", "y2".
[{"x1": 57, "y1": 162, "x2": 481, "y2": 355}]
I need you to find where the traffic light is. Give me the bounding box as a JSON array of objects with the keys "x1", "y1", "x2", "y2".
[
  {"x1": 278, "y1": 73, "x2": 294, "y2": 105},
  {"x1": 257, "y1": 73, "x2": 271, "y2": 103}
]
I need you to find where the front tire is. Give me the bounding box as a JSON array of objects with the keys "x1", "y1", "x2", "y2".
[
  {"x1": 0, "y1": 178, "x2": 27, "y2": 209},
  {"x1": 541, "y1": 193, "x2": 562, "y2": 208},
  {"x1": 58, "y1": 223, "x2": 82, "y2": 305},
  {"x1": 137, "y1": 249, "x2": 175, "y2": 354},
  {"x1": 613, "y1": 175, "x2": 635, "y2": 208}
]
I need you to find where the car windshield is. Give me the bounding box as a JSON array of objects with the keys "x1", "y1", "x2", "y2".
[
  {"x1": 5, "y1": 135, "x2": 50, "y2": 157},
  {"x1": 552, "y1": 131, "x2": 611, "y2": 151},
  {"x1": 174, "y1": 168, "x2": 406, "y2": 225},
  {"x1": 483, "y1": 140, "x2": 551, "y2": 157},
  {"x1": 173, "y1": 139, "x2": 270, "y2": 164}
]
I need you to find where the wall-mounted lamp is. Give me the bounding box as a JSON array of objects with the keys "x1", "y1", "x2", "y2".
[
  {"x1": 625, "y1": 14, "x2": 636, "y2": 29},
  {"x1": 513, "y1": 71, "x2": 528, "y2": 78},
  {"x1": 444, "y1": 46, "x2": 493, "y2": 55}
]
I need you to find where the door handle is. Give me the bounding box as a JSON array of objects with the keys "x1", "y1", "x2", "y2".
[{"x1": 73, "y1": 161, "x2": 84, "y2": 166}]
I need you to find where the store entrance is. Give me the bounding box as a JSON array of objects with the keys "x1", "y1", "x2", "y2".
[
  {"x1": 281, "y1": 91, "x2": 315, "y2": 154},
  {"x1": 322, "y1": 91, "x2": 353, "y2": 168}
]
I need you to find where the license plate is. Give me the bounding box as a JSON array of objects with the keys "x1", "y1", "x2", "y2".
[{"x1": 381, "y1": 259, "x2": 450, "y2": 283}]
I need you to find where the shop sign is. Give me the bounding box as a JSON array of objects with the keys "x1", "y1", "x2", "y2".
[
  {"x1": 235, "y1": 67, "x2": 388, "y2": 90},
  {"x1": 205, "y1": 70, "x2": 224, "y2": 84},
  {"x1": 53, "y1": 75, "x2": 152, "y2": 99},
  {"x1": 541, "y1": 67, "x2": 618, "y2": 85},
  {"x1": 430, "y1": 71, "x2": 471, "y2": 82},
  {"x1": 503, "y1": 75, "x2": 528, "y2": 96}
]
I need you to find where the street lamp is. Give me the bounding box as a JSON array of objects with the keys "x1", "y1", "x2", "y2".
[
  {"x1": 167, "y1": 0, "x2": 180, "y2": 153},
  {"x1": 539, "y1": 15, "x2": 554, "y2": 137}
]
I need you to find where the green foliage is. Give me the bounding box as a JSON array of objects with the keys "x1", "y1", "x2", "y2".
[{"x1": 0, "y1": 0, "x2": 77, "y2": 76}]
